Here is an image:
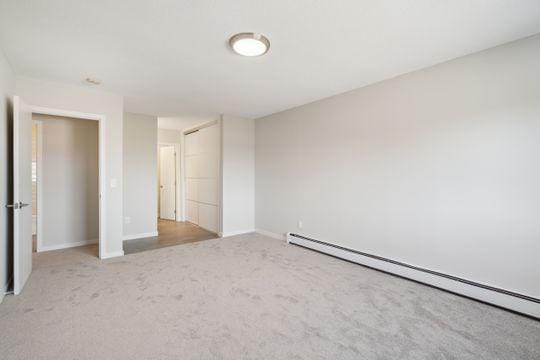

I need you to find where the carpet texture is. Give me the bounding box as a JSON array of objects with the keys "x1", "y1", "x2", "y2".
[{"x1": 0, "y1": 233, "x2": 538, "y2": 359}]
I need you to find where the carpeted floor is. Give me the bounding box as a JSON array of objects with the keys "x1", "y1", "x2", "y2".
[{"x1": 0, "y1": 233, "x2": 538, "y2": 360}]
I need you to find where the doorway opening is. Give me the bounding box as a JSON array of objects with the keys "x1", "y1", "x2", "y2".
[
  {"x1": 32, "y1": 114, "x2": 99, "y2": 255},
  {"x1": 122, "y1": 120, "x2": 220, "y2": 255}
]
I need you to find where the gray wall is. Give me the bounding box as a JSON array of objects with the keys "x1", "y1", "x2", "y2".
[
  {"x1": 123, "y1": 113, "x2": 158, "y2": 237},
  {"x1": 35, "y1": 114, "x2": 99, "y2": 249},
  {"x1": 222, "y1": 115, "x2": 255, "y2": 235},
  {"x1": 158, "y1": 128, "x2": 181, "y2": 143},
  {"x1": 0, "y1": 49, "x2": 14, "y2": 302},
  {"x1": 255, "y1": 35, "x2": 540, "y2": 299}
]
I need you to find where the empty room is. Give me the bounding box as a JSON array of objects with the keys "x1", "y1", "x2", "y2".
[{"x1": 0, "y1": 1, "x2": 539, "y2": 359}]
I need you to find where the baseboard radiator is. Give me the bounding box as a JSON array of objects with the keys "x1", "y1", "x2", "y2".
[{"x1": 287, "y1": 233, "x2": 539, "y2": 319}]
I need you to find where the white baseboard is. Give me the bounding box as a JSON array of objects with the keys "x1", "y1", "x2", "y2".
[
  {"x1": 122, "y1": 231, "x2": 158, "y2": 241},
  {"x1": 255, "y1": 229, "x2": 286, "y2": 241},
  {"x1": 100, "y1": 250, "x2": 125, "y2": 259},
  {"x1": 221, "y1": 229, "x2": 255, "y2": 237},
  {"x1": 287, "y1": 233, "x2": 540, "y2": 318},
  {"x1": 37, "y1": 239, "x2": 98, "y2": 252}
]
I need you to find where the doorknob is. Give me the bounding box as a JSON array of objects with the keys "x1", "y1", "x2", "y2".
[{"x1": 5, "y1": 201, "x2": 30, "y2": 209}]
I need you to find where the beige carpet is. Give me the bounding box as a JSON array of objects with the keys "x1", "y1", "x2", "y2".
[{"x1": 0, "y1": 233, "x2": 538, "y2": 359}]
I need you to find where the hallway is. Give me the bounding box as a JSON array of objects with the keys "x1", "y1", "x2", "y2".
[{"x1": 123, "y1": 220, "x2": 217, "y2": 255}]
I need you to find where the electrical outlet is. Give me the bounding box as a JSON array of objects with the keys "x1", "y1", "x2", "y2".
[
  {"x1": 124, "y1": 217, "x2": 131, "y2": 224},
  {"x1": 297, "y1": 220, "x2": 303, "y2": 229}
]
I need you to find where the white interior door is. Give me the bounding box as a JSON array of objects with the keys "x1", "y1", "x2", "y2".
[
  {"x1": 159, "y1": 146, "x2": 176, "y2": 220},
  {"x1": 12, "y1": 96, "x2": 33, "y2": 295}
]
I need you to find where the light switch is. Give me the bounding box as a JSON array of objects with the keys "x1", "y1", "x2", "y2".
[{"x1": 110, "y1": 178, "x2": 117, "y2": 188}]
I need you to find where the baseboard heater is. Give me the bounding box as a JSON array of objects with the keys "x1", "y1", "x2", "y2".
[{"x1": 287, "y1": 233, "x2": 539, "y2": 319}]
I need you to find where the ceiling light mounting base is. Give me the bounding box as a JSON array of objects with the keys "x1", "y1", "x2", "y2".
[{"x1": 229, "y1": 32, "x2": 270, "y2": 57}]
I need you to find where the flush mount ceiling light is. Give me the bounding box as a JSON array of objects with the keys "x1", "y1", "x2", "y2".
[{"x1": 229, "y1": 33, "x2": 270, "y2": 57}]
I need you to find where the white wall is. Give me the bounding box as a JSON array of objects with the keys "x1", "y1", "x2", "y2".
[
  {"x1": 123, "y1": 113, "x2": 157, "y2": 238},
  {"x1": 35, "y1": 114, "x2": 99, "y2": 249},
  {"x1": 221, "y1": 115, "x2": 255, "y2": 236},
  {"x1": 255, "y1": 35, "x2": 540, "y2": 299},
  {"x1": 16, "y1": 76, "x2": 124, "y2": 257},
  {"x1": 0, "y1": 49, "x2": 14, "y2": 302}
]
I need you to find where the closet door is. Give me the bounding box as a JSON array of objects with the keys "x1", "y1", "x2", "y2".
[
  {"x1": 196, "y1": 124, "x2": 219, "y2": 233},
  {"x1": 184, "y1": 131, "x2": 199, "y2": 224},
  {"x1": 183, "y1": 124, "x2": 220, "y2": 233},
  {"x1": 185, "y1": 200, "x2": 198, "y2": 224}
]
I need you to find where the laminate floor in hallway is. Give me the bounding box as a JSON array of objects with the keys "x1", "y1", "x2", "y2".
[{"x1": 123, "y1": 219, "x2": 217, "y2": 255}]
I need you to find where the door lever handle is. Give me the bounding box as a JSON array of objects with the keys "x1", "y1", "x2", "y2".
[{"x1": 5, "y1": 201, "x2": 30, "y2": 209}]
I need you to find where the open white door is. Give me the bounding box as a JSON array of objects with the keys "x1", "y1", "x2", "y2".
[
  {"x1": 11, "y1": 96, "x2": 33, "y2": 295},
  {"x1": 159, "y1": 146, "x2": 176, "y2": 220}
]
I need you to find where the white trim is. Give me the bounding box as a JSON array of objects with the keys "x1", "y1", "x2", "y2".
[
  {"x1": 33, "y1": 120, "x2": 44, "y2": 252},
  {"x1": 287, "y1": 234, "x2": 540, "y2": 318},
  {"x1": 29, "y1": 106, "x2": 103, "y2": 121},
  {"x1": 218, "y1": 116, "x2": 224, "y2": 238},
  {"x1": 29, "y1": 105, "x2": 109, "y2": 259},
  {"x1": 221, "y1": 229, "x2": 255, "y2": 237},
  {"x1": 256, "y1": 229, "x2": 286, "y2": 240},
  {"x1": 38, "y1": 239, "x2": 98, "y2": 252},
  {"x1": 122, "y1": 231, "x2": 159, "y2": 241},
  {"x1": 100, "y1": 250, "x2": 125, "y2": 259},
  {"x1": 31, "y1": 215, "x2": 37, "y2": 235},
  {"x1": 183, "y1": 119, "x2": 219, "y2": 135},
  {"x1": 179, "y1": 134, "x2": 186, "y2": 222}
]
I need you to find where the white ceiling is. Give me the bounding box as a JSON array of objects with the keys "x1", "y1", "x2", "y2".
[{"x1": 1, "y1": 1, "x2": 539, "y2": 119}]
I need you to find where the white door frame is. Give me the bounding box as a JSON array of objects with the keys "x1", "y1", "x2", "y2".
[
  {"x1": 29, "y1": 105, "x2": 107, "y2": 259},
  {"x1": 157, "y1": 142, "x2": 179, "y2": 221},
  {"x1": 33, "y1": 120, "x2": 43, "y2": 252}
]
